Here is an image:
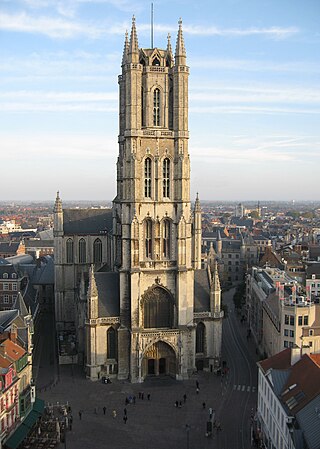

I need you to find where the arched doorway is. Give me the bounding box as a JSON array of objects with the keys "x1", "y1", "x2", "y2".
[{"x1": 142, "y1": 341, "x2": 177, "y2": 378}]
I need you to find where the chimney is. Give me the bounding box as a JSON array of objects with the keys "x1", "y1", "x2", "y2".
[{"x1": 291, "y1": 346, "x2": 301, "y2": 365}]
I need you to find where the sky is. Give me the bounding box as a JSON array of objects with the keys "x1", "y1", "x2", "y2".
[{"x1": 1, "y1": 0, "x2": 320, "y2": 202}]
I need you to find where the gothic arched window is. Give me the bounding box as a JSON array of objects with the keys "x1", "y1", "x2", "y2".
[
  {"x1": 93, "y1": 238, "x2": 102, "y2": 264},
  {"x1": 153, "y1": 88, "x2": 160, "y2": 126},
  {"x1": 141, "y1": 87, "x2": 146, "y2": 127},
  {"x1": 107, "y1": 327, "x2": 117, "y2": 359},
  {"x1": 163, "y1": 158, "x2": 170, "y2": 198},
  {"x1": 79, "y1": 238, "x2": 86, "y2": 264},
  {"x1": 145, "y1": 219, "x2": 153, "y2": 259},
  {"x1": 66, "y1": 238, "x2": 73, "y2": 263},
  {"x1": 196, "y1": 322, "x2": 205, "y2": 353},
  {"x1": 144, "y1": 157, "x2": 152, "y2": 198},
  {"x1": 143, "y1": 287, "x2": 173, "y2": 328},
  {"x1": 163, "y1": 219, "x2": 171, "y2": 259}
]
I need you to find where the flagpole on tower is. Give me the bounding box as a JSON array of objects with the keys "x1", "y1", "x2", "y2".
[{"x1": 151, "y1": 2, "x2": 154, "y2": 48}]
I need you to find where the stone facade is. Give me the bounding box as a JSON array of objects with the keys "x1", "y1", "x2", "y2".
[{"x1": 54, "y1": 18, "x2": 223, "y2": 382}]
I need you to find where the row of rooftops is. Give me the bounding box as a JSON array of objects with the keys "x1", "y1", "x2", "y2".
[{"x1": 258, "y1": 349, "x2": 320, "y2": 449}]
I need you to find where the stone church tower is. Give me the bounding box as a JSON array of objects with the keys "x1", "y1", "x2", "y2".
[
  {"x1": 113, "y1": 17, "x2": 199, "y2": 381},
  {"x1": 54, "y1": 17, "x2": 223, "y2": 382}
]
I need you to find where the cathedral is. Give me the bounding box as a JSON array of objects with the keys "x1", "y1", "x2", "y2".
[{"x1": 53, "y1": 17, "x2": 223, "y2": 382}]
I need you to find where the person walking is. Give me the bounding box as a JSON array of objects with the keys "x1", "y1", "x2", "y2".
[
  {"x1": 124, "y1": 408, "x2": 127, "y2": 416},
  {"x1": 123, "y1": 415, "x2": 128, "y2": 424},
  {"x1": 103, "y1": 406, "x2": 106, "y2": 415},
  {"x1": 112, "y1": 410, "x2": 117, "y2": 419},
  {"x1": 196, "y1": 387, "x2": 200, "y2": 394},
  {"x1": 183, "y1": 393, "x2": 187, "y2": 403},
  {"x1": 78, "y1": 410, "x2": 82, "y2": 420},
  {"x1": 196, "y1": 380, "x2": 199, "y2": 389},
  {"x1": 147, "y1": 393, "x2": 151, "y2": 401},
  {"x1": 202, "y1": 402, "x2": 206, "y2": 409}
]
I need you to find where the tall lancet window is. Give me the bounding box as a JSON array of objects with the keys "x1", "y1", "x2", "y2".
[
  {"x1": 196, "y1": 322, "x2": 205, "y2": 353},
  {"x1": 163, "y1": 219, "x2": 171, "y2": 259},
  {"x1": 66, "y1": 238, "x2": 74, "y2": 263},
  {"x1": 163, "y1": 158, "x2": 170, "y2": 198},
  {"x1": 79, "y1": 238, "x2": 86, "y2": 264},
  {"x1": 145, "y1": 219, "x2": 153, "y2": 259},
  {"x1": 93, "y1": 238, "x2": 102, "y2": 264},
  {"x1": 153, "y1": 88, "x2": 160, "y2": 126},
  {"x1": 141, "y1": 87, "x2": 146, "y2": 127},
  {"x1": 144, "y1": 157, "x2": 152, "y2": 198}
]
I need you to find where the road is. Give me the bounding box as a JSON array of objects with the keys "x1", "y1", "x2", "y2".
[{"x1": 216, "y1": 287, "x2": 258, "y2": 449}]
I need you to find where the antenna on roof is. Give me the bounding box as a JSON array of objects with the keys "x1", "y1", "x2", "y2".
[{"x1": 151, "y1": 2, "x2": 154, "y2": 48}]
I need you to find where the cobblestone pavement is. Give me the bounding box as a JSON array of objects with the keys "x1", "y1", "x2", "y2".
[{"x1": 39, "y1": 367, "x2": 233, "y2": 449}]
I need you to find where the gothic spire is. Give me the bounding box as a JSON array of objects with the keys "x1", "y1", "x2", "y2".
[
  {"x1": 13, "y1": 292, "x2": 29, "y2": 318},
  {"x1": 54, "y1": 191, "x2": 62, "y2": 213},
  {"x1": 175, "y1": 18, "x2": 186, "y2": 65},
  {"x1": 122, "y1": 30, "x2": 129, "y2": 65},
  {"x1": 128, "y1": 15, "x2": 139, "y2": 63}
]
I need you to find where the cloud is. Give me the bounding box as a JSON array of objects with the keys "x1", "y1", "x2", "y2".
[
  {"x1": 190, "y1": 58, "x2": 320, "y2": 74},
  {"x1": 0, "y1": 11, "x2": 299, "y2": 40},
  {"x1": 191, "y1": 135, "x2": 320, "y2": 163},
  {"x1": 1, "y1": 133, "x2": 117, "y2": 160}
]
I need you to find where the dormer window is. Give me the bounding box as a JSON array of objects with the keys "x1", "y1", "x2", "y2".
[
  {"x1": 12, "y1": 273, "x2": 17, "y2": 279},
  {"x1": 152, "y1": 57, "x2": 160, "y2": 66},
  {"x1": 3, "y1": 273, "x2": 8, "y2": 279}
]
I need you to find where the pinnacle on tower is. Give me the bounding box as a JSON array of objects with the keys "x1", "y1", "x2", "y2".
[
  {"x1": 175, "y1": 18, "x2": 186, "y2": 65},
  {"x1": 167, "y1": 32, "x2": 173, "y2": 55},
  {"x1": 122, "y1": 30, "x2": 129, "y2": 65},
  {"x1": 54, "y1": 191, "x2": 62, "y2": 213},
  {"x1": 195, "y1": 192, "x2": 201, "y2": 212},
  {"x1": 128, "y1": 15, "x2": 139, "y2": 63},
  {"x1": 88, "y1": 265, "x2": 98, "y2": 298}
]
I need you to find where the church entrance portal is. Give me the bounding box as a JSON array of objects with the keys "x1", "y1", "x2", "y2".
[
  {"x1": 142, "y1": 341, "x2": 176, "y2": 378},
  {"x1": 148, "y1": 359, "x2": 155, "y2": 375}
]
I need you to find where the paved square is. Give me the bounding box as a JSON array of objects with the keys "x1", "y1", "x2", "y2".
[{"x1": 40, "y1": 367, "x2": 227, "y2": 449}]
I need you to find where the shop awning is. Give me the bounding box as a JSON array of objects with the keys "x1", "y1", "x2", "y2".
[{"x1": 4, "y1": 398, "x2": 45, "y2": 449}]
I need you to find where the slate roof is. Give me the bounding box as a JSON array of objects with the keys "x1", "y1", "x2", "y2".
[
  {"x1": 63, "y1": 208, "x2": 113, "y2": 235},
  {"x1": 309, "y1": 245, "x2": 320, "y2": 258},
  {"x1": 0, "y1": 241, "x2": 20, "y2": 254},
  {"x1": 25, "y1": 240, "x2": 54, "y2": 248},
  {"x1": 270, "y1": 369, "x2": 290, "y2": 396},
  {"x1": 222, "y1": 240, "x2": 241, "y2": 251},
  {"x1": 94, "y1": 272, "x2": 120, "y2": 317},
  {"x1": 37, "y1": 229, "x2": 53, "y2": 240},
  {"x1": 0, "y1": 310, "x2": 19, "y2": 332},
  {"x1": 194, "y1": 269, "x2": 210, "y2": 312},
  {"x1": 296, "y1": 395, "x2": 320, "y2": 449},
  {"x1": 306, "y1": 264, "x2": 320, "y2": 278}
]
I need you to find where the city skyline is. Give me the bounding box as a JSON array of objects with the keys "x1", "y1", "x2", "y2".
[{"x1": 1, "y1": 0, "x2": 319, "y2": 201}]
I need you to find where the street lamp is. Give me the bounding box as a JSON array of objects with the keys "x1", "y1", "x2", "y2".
[{"x1": 185, "y1": 424, "x2": 190, "y2": 449}]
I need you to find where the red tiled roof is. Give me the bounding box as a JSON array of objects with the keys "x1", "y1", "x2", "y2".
[
  {"x1": 281, "y1": 354, "x2": 320, "y2": 414},
  {"x1": 0, "y1": 339, "x2": 26, "y2": 362},
  {"x1": 310, "y1": 353, "x2": 320, "y2": 367},
  {"x1": 0, "y1": 354, "x2": 12, "y2": 369},
  {"x1": 258, "y1": 348, "x2": 291, "y2": 373}
]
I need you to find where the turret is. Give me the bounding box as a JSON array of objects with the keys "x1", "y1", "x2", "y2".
[{"x1": 53, "y1": 191, "x2": 63, "y2": 237}]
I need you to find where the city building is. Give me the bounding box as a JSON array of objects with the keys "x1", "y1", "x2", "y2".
[
  {"x1": 257, "y1": 348, "x2": 320, "y2": 449},
  {"x1": 0, "y1": 242, "x2": 25, "y2": 259},
  {"x1": 53, "y1": 18, "x2": 223, "y2": 382},
  {"x1": 246, "y1": 266, "x2": 320, "y2": 356}
]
